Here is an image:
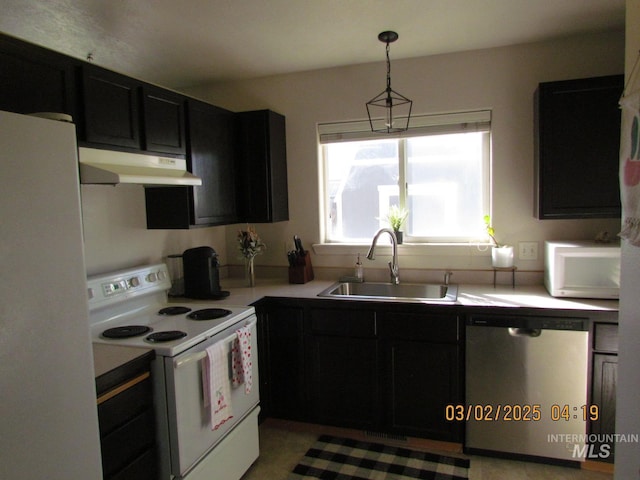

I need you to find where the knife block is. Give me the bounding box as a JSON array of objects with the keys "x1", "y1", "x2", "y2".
[{"x1": 288, "y1": 252, "x2": 314, "y2": 284}]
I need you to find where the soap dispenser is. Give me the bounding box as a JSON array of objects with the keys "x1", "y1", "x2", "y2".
[{"x1": 355, "y1": 253, "x2": 364, "y2": 281}]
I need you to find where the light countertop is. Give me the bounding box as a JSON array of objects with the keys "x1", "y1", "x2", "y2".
[
  {"x1": 95, "y1": 279, "x2": 617, "y2": 379},
  {"x1": 93, "y1": 343, "x2": 153, "y2": 379},
  {"x1": 189, "y1": 278, "x2": 619, "y2": 312}
]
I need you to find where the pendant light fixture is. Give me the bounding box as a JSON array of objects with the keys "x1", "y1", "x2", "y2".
[{"x1": 366, "y1": 31, "x2": 413, "y2": 133}]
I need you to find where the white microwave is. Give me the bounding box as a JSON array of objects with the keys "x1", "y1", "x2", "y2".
[{"x1": 544, "y1": 241, "x2": 621, "y2": 299}]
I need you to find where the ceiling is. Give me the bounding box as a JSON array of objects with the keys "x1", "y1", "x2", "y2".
[{"x1": 0, "y1": 0, "x2": 625, "y2": 89}]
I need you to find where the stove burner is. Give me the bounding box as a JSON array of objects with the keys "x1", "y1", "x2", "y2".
[
  {"x1": 146, "y1": 331, "x2": 188, "y2": 342},
  {"x1": 187, "y1": 308, "x2": 232, "y2": 321},
  {"x1": 158, "y1": 306, "x2": 192, "y2": 316},
  {"x1": 102, "y1": 325, "x2": 152, "y2": 339}
]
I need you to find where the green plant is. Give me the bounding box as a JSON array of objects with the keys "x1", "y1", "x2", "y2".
[
  {"x1": 483, "y1": 215, "x2": 500, "y2": 246},
  {"x1": 385, "y1": 205, "x2": 409, "y2": 231}
]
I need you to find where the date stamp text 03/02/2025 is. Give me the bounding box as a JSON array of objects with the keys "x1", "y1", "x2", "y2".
[{"x1": 445, "y1": 404, "x2": 599, "y2": 422}]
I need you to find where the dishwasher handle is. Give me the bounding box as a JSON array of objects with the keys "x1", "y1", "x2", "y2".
[{"x1": 508, "y1": 327, "x2": 541, "y2": 337}]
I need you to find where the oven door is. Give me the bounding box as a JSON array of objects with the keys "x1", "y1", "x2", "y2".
[{"x1": 163, "y1": 315, "x2": 259, "y2": 477}]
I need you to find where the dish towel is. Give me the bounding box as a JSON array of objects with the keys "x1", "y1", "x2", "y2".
[
  {"x1": 202, "y1": 343, "x2": 233, "y2": 431},
  {"x1": 231, "y1": 324, "x2": 253, "y2": 394}
]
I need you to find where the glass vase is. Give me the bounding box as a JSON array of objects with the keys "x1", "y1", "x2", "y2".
[{"x1": 245, "y1": 257, "x2": 255, "y2": 287}]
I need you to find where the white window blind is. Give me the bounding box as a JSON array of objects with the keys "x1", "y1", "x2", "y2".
[{"x1": 318, "y1": 110, "x2": 491, "y2": 144}]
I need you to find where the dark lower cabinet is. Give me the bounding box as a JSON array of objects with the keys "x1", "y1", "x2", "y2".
[
  {"x1": 258, "y1": 304, "x2": 306, "y2": 421},
  {"x1": 96, "y1": 351, "x2": 156, "y2": 480},
  {"x1": 383, "y1": 340, "x2": 461, "y2": 441},
  {"x1": 259, "y1": 299, "x2": 463, "y2": 443},
  {"x1": 307, "y1": 335, "x2": 379, "y2": 429},
  {"x1": 590, "y1": 322, "x2": 618, "y2": 463},
  {"x1": 306, "y1": 307, "x2": 379, "y2": 429},
  {"x1": 379, "y1": 312, "x2": 462, "y2": 442},
  {"x1": 259, "y1": 299, "x2": 621, "y2": 458}
]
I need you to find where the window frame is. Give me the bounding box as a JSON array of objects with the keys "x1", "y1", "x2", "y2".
[{"x1": 318, "y1": 110, "x2": 492, "y2": 245}]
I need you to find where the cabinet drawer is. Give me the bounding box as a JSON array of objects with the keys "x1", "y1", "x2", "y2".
[
  {"x1": 309, "y1": 308, "x2": 376, "y2": 337},
  {"x1": 109, "y1": 447, "x2": 157, "y2": 480},
  {"x1": 101, "y1": 408, "x2": 156, "y2": 478},
  {"x1": 594, "y1": 323, "x2": 619, "y2": 353},
  {"x1": 98, "y1": 374, "x2": 153, "y2": 436},
  {"x1": 378, "y1": 312, "x2": 459, "y2": 343}
]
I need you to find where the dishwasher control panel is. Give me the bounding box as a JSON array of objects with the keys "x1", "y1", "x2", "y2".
[{"x1": 467, "y1": 315, "x2": 587, "y2": 331}]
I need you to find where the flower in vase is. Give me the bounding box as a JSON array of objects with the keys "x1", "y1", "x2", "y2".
[{"x1": 237, "y1": 225, "x2": 266, "y2": 259}]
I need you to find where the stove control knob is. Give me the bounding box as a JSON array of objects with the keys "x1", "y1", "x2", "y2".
[
  {"x1": 147, "y1": 272, "x2": 157, "y2": 282},
  {"x1": 157, "y1": 270, "x2": 167, "y2": 281},
  {"x1": 129, "y1": 277, "x2": 140, "y2": 287}
]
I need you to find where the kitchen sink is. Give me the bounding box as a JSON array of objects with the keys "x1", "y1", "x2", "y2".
[{"x1": 318, "y1": 281, "x2": 458, "y2": 303}]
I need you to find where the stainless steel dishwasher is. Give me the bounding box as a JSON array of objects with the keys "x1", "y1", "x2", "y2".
[{"x1": 465, "y1": 314, "x2": 588, "y2": 463}]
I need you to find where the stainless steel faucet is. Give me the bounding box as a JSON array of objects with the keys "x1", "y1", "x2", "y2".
[{"x1": 366, "y1": 228, "x2": 400, "y2": 284}]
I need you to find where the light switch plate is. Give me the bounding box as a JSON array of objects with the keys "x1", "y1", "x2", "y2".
[{"x1": 518, "y1": 241, "x2": 539, "y2": 260}]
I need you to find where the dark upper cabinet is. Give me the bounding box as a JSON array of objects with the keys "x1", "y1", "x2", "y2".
[
  {"x1": 80, "y1": 65, "x2": 188, "y2": 156},
  {"x1": 188, "y1": 100, "x2": 237, "y2": 225},
  {"x1": 236, "y1": 110, "x2": 289, "y2": 223},
  {"x1": 1, "y1": 34, "x2": 279, "y2": 229},
  {"x1": 535, "y1": 75, "x2": 623, "y2": 219},
  {"x1": 80, "y1": 64, "x2": 142, "y2": 149},
  {"x1": 141, "y1": 85, "x2": 186, "y2": 155},
  {"x1": 0, "y1": 33, "x2": 77, "y2": 117},
  {"x1": 145, "y1": 99, "x2": 237, "y2": 228}
]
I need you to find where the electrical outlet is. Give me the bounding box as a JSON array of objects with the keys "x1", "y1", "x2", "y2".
[{"x1": 518, "y1": 241, "x2": 539, "y2": 260}]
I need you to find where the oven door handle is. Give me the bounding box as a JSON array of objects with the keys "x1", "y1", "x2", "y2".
[{"x1": 173, "y1": 317, "x2": 257, "y2": 369}]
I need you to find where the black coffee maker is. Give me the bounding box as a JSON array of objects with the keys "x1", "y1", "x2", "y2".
[{"x1": 182, "y1": 246, "x2": 230, "y2": 299}]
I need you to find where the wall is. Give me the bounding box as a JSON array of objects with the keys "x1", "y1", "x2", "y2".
[
  {"x1": 78, "y1": 31, "x2": 625, "y2": 279},
  {"x1": 615, "y1": 1, "x2": 640, "y2": 478},
  {"x1": 186, "y1": 30, "x2": 623, "y2": 278},
  {"x1": 81, "y1": 184, "x2": 226, "y2": 275}
]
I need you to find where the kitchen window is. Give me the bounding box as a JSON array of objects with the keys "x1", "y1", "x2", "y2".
[{"x1": 319, "y1": 110, "x2": 491, "y2": 244}]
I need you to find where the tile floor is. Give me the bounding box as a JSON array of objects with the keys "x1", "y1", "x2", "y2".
[{"x1": 241, "y1": 419, "x2": 614, "y2": 480}]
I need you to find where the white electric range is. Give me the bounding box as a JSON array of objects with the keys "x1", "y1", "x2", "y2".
[{"x1": 88, "y1": 263, "x2": 260, "y2": 480}]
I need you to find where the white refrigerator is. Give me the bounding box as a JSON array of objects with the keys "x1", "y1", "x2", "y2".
[{"x1": 0, "y1": 110, "x2": 103, "y2": 478}]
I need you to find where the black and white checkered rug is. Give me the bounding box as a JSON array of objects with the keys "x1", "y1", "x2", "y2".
[{"x1": 288, "y1": 434, "x2": 470, "y2": 479}]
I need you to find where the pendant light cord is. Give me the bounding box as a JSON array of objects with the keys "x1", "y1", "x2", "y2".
[{"x1": 386, "y1": 42, "x2": 392, "y2": 90}]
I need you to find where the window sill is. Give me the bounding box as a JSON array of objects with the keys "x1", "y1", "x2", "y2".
[{"x1": 312, "y1": 242, "x2": 492, "y2": 257}]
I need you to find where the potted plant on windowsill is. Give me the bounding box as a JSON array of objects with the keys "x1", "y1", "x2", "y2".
[
  {"x1": 385, "y1": 205, "x2": 409, "y2": 244},
  {"x1": 484, "y1": 215, "x2": 514, "y2": 268}
]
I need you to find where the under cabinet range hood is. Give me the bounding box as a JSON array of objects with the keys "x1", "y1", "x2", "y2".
[{"x1": 78, "y1": 147, "x2": 202, "y2": 186}]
